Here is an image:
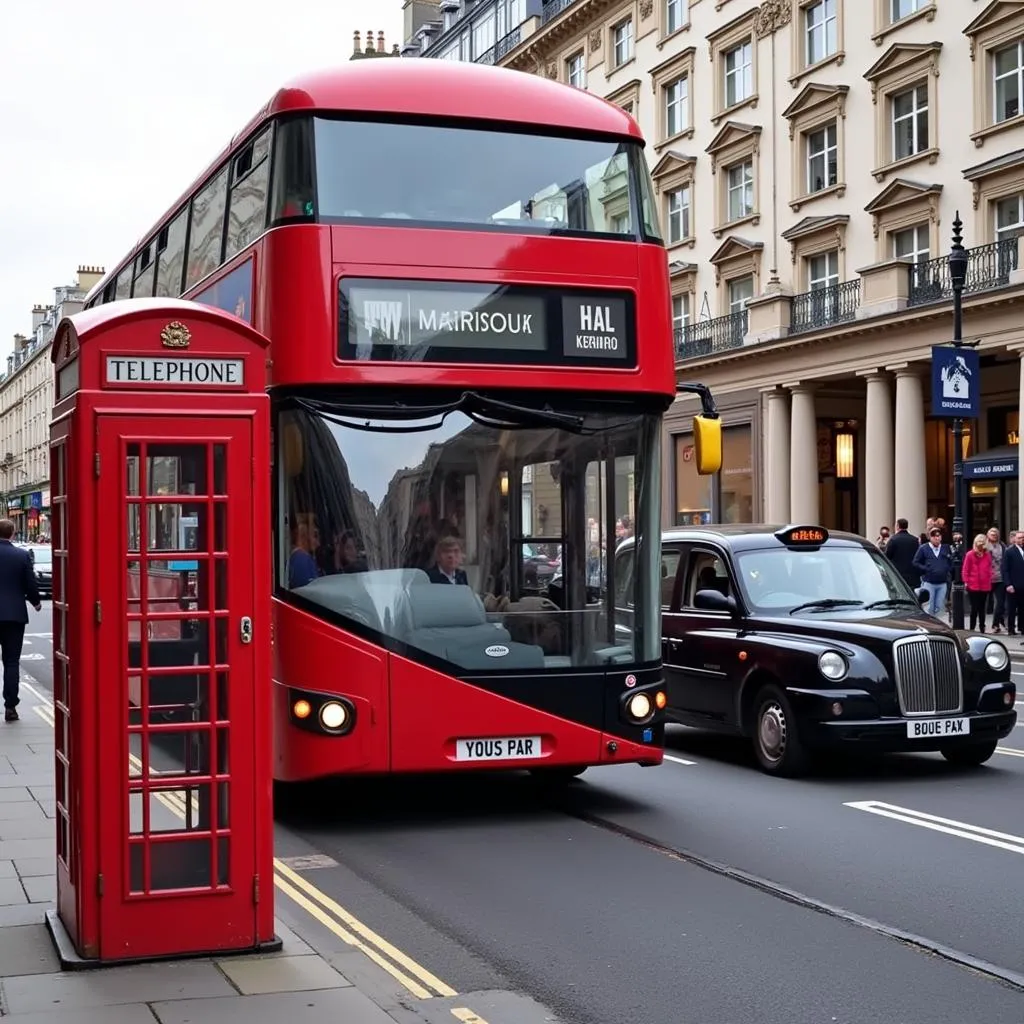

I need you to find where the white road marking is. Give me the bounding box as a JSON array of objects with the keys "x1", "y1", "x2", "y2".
[
  {"x1": 664, "y1": 754, "x2": 698, "y2": 766},
  {"x1": 996, "y1": 747, "x2": 1024, "y2": 758},
  {"x1": 845, "y1": 800, "x2": 1024, "y2": 856},
  {"x1": 19, "y1": 652, "x2": 44, "y2": 661},
  {"x1": 25, "y1": 633, "x2": 52, "y2": 639}
]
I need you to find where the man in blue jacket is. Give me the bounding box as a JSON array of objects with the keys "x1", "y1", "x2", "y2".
[
  {"x1": 0, "y1": 520, "x2": 41, "y2": 722},
  {"x1": 912, "y1": 525, "x2": 953, "y2": 619}
]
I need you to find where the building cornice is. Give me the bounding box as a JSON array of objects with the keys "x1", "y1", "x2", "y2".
[{"x1": 503, "y1": 0, "x2": 625, "y2": 70}]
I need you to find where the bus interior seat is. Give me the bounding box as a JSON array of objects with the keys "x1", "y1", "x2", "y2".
[
  {"x1": 404, "y1": 584, "x2": 545, "y2": 669},
  {"x1": 298, "y1": 569, "x2": 431, "y2": 635}
]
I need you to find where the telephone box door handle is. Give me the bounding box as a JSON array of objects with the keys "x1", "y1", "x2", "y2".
[{"x1": 240, "y1": 616, "x2": 253, "y2": 645}]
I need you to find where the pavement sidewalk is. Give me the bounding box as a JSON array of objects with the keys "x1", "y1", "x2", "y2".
[{"x1": 0, "y1": 693, "x2": 544, "y2": 1024}]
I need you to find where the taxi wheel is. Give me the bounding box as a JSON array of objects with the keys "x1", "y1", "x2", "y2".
[
  {"x1": 753, "y1": 685, "x2": 809, "y2": 777},
  {"x1": 939, "y1": 740, "x2": 999, "y2": 767}
]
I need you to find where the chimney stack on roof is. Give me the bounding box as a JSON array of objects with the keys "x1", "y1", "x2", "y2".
[{"x1": 350, "y1": 29, "x2": 399, "y2": 59}]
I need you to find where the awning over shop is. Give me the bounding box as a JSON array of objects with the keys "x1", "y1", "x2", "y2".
[{"x1": 963, "y1": 445, "x2": 1018, "y2": 479}]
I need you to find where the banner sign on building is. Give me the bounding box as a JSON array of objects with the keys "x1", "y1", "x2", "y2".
[{"x1": 931, "y1": 345, "x2": 980, "y2": 419}]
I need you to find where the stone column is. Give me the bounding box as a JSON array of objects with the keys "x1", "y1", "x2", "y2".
[
  {"x1": 789, "y1": 385, "x2": 820, "y2": 524},
  {"x1": 863, "y1": 372, "x2": 895, "y2": 537},
  {"x1": 893, "y1": 367, "x2": 928, "y2": 535},
  {"x1": 764, "y1": 389, "x2": 791, "y2": 522}
]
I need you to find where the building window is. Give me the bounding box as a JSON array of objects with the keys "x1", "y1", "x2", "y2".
[
  {"x1": 728, "y1": 275, "x2": 754, "y2": 312},
  {"x1": 726, "y1": 161, "x2": 754, "y2": 222},
  {"x1": 892, "y1": 224, "x2": 930, "y2": 263},
  {"x1": 612, "y1": 19, "x2": 633, "y2": 67},
  {"x1": 891, "y1": 0, "x2": 924, "y2": 21},
  {"x1": 472, "y1": 11, "x2": 496, "y2": 59},
  {"x1": 892, "y1": 83, "x2": 928, "y2": 161},
  {"x1": 567, "y1": 51, "x2": 585, "y2": 88},
  {"x1": 672, "y1": 293, "x2": 690, "y2": 332},
  {"x1": 724, "y1": 41, "x2": 753, "y2": 107},
  {"x1": 665, "y1": 77, "x2": 688, "y2": 137},
  {"x1": 719, "y1": 425, "x2": 754, "y2": 524},
  {"x1": 994, "y1": 41, "x2": 1023, "y2": 124},
  {"x1": 610, "y1": 212, "x2": 630, "y2": 234},
  {"x1": 667, "y1": 186, "x2": 691, "y2": 243},
  {"x1": 805, "y1": 0, "x2": 837, "y2": 67},
  {"x1": 806, "y1": 123, "x2": 838, "y2": 194},
  {"x1": 809, "y1": 250, "x2": 839, "y2": 290},
  {"x1": 675, "y1": 433, "x2": 713, "y2": 525},
  {"x1": 666, "y1": 0, "x2": 687, "y2": 34},
  {"x1": 996, "y1": 194, "x2": 1024, "y2": 240}
]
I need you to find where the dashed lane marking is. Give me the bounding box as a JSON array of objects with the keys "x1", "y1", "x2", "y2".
[{"x1": 664, "y1": 754, "x2": 698, "y2": 766}]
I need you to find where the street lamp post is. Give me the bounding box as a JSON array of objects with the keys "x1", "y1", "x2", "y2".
[{"x1": 948, "y1": 213, "x2": 970, "y2": 631}]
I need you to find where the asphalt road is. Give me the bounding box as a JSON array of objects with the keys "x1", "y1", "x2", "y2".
[{"x1": 18, "y1": 609, "x2": 1024, "y2": 1023}]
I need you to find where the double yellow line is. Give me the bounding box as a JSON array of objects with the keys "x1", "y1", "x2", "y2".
[{"x1": 25, "y1": 682, "x2": 461, "y2": 1004}]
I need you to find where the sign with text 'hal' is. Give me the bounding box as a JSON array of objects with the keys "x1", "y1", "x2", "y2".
[
  {"x1": 105, "y1": 356, "x2": 245, "y2": 388},
  {"x1": 930, "y1": 345, "x2": 980, "y2": 419}
]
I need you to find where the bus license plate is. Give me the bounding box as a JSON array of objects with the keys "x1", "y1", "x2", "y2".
[
  {"x1": 455, "y1": 736, "x2": 542, "y2": 761},
  {"x1": 906, "y1": 717, "x2": 970, "y2": 738}
]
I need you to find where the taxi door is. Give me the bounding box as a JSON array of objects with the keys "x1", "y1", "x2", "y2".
[{"x1": 664, "y1": 547, "x2": 738, "y2": 723}]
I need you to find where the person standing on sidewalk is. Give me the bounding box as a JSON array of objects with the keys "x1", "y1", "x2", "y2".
[
  {"x1": 962, "y1": 534, "x2": 993, "y2": 633},
  {"x1": 0, "y1": 520, "x2": 41, "y2": 722},
  {"x1": 912, "y1": 526, "x2": 953, "y2": 618},
  {"x1": 1002, "y1": 530, "x2": 1024, "y2": 640},
  {"x1": 986, "y1": 527, "x2": 1007, "y2": 633}
]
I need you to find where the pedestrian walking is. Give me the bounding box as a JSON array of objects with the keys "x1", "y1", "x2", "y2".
[
  {"x1": 1002, "y1": 530, "x2": 1024, "y2": 639},
  {"x1": 912, "y1": 526, "x2": 953, "y2": 618},
  {"x1": 986, "y1": 527, "x2": 1007, "y2": 633},
  {"x1": 884, "y1": 518, "x2": 920, "y2": 590},
  {"x1": 0, "y1": 520, "x2": 41, "y2": 723},
  {"x1": 962, "y1": 533, "x2": 993, "y2": 633}
]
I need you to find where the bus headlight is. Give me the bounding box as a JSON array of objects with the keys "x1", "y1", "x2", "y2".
[
  {"x1": 818, "y1": 651, "x2": 848, "y2": 681},
  {"x1": 319, "y1": 701, "x2": 349, "y2": 731},
  {"x1": 627, "y1": 693, "x2": 652, "y2": 721},
  {"x1": 984, "y1": 641, "x2": 1009, "y2": 671}
]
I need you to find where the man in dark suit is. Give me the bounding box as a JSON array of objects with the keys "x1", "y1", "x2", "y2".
[
  {"x1": 426, "y1": 536, "x2": 469, "y2": 586},
  {"x1": 1002, "y1": 530, "x2": 1024, "y2": 638},
  {"x1": 884, "y1": 518, "x2": 920, "y2": 590},
  {"x1": 0, "y1": 520, "x2": 41, "y2": 722}
]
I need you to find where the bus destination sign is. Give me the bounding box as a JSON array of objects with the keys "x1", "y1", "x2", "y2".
[{"x1": 339, "y1": 279, "x2": 635, "y2": 367}]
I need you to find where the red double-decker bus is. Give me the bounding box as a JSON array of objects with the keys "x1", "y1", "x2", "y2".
[{"x1": 86, "y1": 58, "x2": 721, "y2": 784}]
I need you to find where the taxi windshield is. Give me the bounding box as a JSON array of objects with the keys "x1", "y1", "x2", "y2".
[{"x1": 733, "y1": 545, "x2": 919, "y2": 614}]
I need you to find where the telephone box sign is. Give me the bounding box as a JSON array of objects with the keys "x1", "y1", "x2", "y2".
[{"x1": 104, "y1": 356, "x2": 245, "y2": 387}]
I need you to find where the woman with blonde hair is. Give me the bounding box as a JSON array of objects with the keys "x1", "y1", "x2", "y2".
[{"x1": 961, "y1": 533, "x2": 994, "y2": 633}]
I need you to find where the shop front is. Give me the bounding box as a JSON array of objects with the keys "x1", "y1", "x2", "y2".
[
  {"x1": 673, "y1": 420, "x2": 755, "y2": 526},
  {"x1": 963, "y1": 446, "x2": 1018, "y2": 537}
]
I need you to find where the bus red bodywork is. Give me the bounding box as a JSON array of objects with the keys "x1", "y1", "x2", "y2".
[{"x1": 86, "y1": 59, "x2": 686, "y2": 784}]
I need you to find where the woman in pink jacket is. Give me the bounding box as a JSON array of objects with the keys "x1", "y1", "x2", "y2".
[{"x1": 962, "y1": 533, "x2": 994, "y2": 632}]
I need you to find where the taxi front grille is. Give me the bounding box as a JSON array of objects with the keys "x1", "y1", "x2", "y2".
[{"x1": 892, "y1": 636, "x2": 963, "y2": 716}]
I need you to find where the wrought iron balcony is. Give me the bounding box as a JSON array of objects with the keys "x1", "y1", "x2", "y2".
[
  {"x1": 789, "y1": 279, "x2": 861, "y2": 335},
  {"x1": 907, "y1": 237, "x2": 1019, "y2": 307},
  {"x1": 496, "y1": 26, "x2": 521, "y2": 59},
  {"x1": 542, "y1": 0, "x2": 580, "y2": 23},
  {"x1": 674, "y1": 309, "x2": 748, "y2": 361}
]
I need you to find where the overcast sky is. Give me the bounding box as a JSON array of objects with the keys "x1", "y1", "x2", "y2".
[{"x1": 0, "y1": 0, "x2": 404, "y2": 357}]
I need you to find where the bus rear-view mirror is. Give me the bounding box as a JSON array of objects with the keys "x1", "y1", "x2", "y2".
[{"x1": 692, "y1": 414, "x2": 722, "y2": 476}]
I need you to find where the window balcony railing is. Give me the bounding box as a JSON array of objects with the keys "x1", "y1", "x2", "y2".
[
  {"x1": 674, "y1": 309, "x2": 748, "y2": 361},
  {"x1": 542, "y1": 0, "x2": 580, "y2": 23},
  {"x1": 907, "y1": 237, "x2": 1020, "y2": 307},
  {"x1": 789, "y1": 279, "x2": 861, "y2": 335},
  {"x1": 495, "y1": 26, "x2": 521, "y2": 59}
]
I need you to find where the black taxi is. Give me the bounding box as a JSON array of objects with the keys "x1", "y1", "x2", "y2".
[{"x1": 615, "y1": 524, "x2": 1017, "y2": 776}]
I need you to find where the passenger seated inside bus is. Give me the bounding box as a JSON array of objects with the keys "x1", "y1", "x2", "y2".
[
  {"x1": 427, "y1": 536, "x2": 469, "y2": 586},
  {"x1": 289, "y1": 516, "x2": 321, "y2": 589}
]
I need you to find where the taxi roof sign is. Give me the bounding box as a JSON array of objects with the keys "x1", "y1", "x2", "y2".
[{"x1": 776, "y1": 525, "x2": 829, "y2": 547}]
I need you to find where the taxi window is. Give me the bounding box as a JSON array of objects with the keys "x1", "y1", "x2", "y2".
[
  {"x1": 684, "y1": 550, "x2": 732, "y2": 608},
  {"x1": 660, "y1": 546, "x2": 682, "y2": 610}
]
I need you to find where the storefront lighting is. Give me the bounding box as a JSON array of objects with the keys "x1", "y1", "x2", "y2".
[
  {"x1": 500, "y1": 471, "x2": 509, "y2": 497},
  {"x1": 835, "y1": 432, "x2": 854, "y2": 479}
]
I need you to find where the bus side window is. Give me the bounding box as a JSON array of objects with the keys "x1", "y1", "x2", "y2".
[
  {"x1": 270, "y1": 118, "x2": 315, "y2": 221},
  {"x1": 155, "y1": 210, "x2": 188, "y2": 298},
  {"x1": 185, "y1": 164, "x2": 230, "y2": 290},
  {"x1": 226, "y1": 129, "x2": 272, "y2": 260}
]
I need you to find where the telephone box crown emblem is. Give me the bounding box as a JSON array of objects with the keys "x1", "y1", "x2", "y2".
[{"x1": 160, "y1": 321, "x2": 191, "y2": 349}]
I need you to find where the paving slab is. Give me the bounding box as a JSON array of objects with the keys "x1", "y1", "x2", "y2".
[
  {"x1": 0, "y1": 839, "x2": 55, "y2": 861},
  {"x1": 0, "y1": 817, "x2": 56, "y2": 840},
  {"x1": 21, "y1": 874, "x2": 54, "y2": 903},
  {"x1": 0, "y1": 801, "x2": 46, "y2": 822},
  {"x1": 0, "y1": 902, "x2": 49, "y2": 927},
  {"x1": 151, "y1": 986, "x2": 399, "y2": 1024},
  {"x1": 0, "y1": 787, "x2": 35, "y2": 803},
  {"x1": 0, "y1": 876, "x2": 27, "y2": 906},
  {"x1": 1, "y1": 960, "x2": 235, "y2": 1013},
  {"x1": 0, "y1": 923, "x2": 61, "y2": 976},
  {"x1": 14, "y1": 857, "x2": 53, "y2": 878},
  {"x1": 0, "y1": 772, "x2": 52, "y2": 790},
  {"x1": 0, "y1": 858, "x2": 14, "y2": 878},
  {"x1": 216, "y1": 953, "x2": 352, "y2": 995},
  {"x1": 0, "y1": 1005, "x2": 158, "y2": 1024}
]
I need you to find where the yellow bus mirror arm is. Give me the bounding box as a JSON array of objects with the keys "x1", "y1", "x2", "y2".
[{"x1": 676, "y1": 381, "x2": 719, "y2": 421}]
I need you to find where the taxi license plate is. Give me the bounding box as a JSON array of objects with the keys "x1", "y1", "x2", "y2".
[
  {"x1": 455, "y1": 736, "x2": 541, "y2": 761},
  {"x1": 906, "y1": 717, "x2": 970, "y2": 739}
]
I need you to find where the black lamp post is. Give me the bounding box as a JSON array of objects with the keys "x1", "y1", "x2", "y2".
[{"x1": 948, "y1": 212, "x2": 970, "y2": 631}]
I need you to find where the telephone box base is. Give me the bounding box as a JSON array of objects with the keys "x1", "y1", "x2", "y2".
[{"x1": 45, "y1": 910, "x2": 283, "y2": 971}]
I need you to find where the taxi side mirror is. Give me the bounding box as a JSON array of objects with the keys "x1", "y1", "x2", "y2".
[
  {"x1": 694, "y1": 588, "x2": 737, "y2": 614},
  {"x1": 692, "y1": 415, "x2": 722, "y2": 476},
  {"x1": 915, "y1": 588, "x2": 929, "y2": 606}
]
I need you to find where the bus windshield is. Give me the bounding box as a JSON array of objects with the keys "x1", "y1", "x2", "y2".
[
  {"x1": 310, "y1": 117, "x2": 661, "y2": 240},
  {"x1": 277, "y1": 394, "x2": 661, "y2": 672}
]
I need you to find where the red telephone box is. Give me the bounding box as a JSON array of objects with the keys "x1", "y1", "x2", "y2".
[{"x1": 45, "y1": 298, "x2": 278, "y2": 966}]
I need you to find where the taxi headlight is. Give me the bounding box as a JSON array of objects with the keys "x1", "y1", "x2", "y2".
[
  {"x1": 818, "y1": 650, "x2": 848, "y2": 681},
  {"x1": 319, "y1": 701, "x2": 348, "y2": 731},
  {"x1": 627, "y1": 693, "x2": 652, "y2": 720},
  {"x1": 984, "y1": 641, "x2": 1009, "y2": 672}
]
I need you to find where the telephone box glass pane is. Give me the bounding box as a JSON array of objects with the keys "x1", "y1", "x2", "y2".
[{"x1": 145, "y1": 444, "x2": 209, "y2": 497}]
